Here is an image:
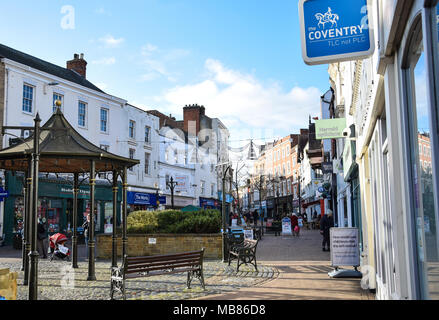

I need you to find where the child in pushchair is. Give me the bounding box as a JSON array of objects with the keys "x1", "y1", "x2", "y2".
[{"x1": 49, "y1": 233, "x2": 71, "y2": 261}]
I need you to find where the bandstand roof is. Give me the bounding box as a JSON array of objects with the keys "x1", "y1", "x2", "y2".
[{"x1": 0, "y1": 108, "x2": 139, "y2": 173}]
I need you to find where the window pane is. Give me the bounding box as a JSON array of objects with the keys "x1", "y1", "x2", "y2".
[
  {"x1": 23, "y1": 85, "x2": 33, "y2": 113},
  {"x1": 101, "y1": 109, "x2": 108, "y2": 132},
  {"x1": 411, "y1": 32, "x2": 438, "y2": 299},
  {"x1": 78, "y1": 102, "x2": 86, "y2": 127}
]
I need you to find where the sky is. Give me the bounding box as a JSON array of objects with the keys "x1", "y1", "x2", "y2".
[{"x1": 0, "y1": 0, "x2": 331, "y2": 147}]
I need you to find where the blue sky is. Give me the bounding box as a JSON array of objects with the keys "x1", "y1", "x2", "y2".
[{"x1": 0, "y1": 0, "x2": 330, "y2": 144}]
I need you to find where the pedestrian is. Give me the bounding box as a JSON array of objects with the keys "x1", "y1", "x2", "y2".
[
  {"x1": 320, "y1": 210, "x2": 334, "y2": 252},
  {"x1": 291, "y1": 213, "x2": 299, "y2": 236},
  {"x1": 312, "y1": 210, "x2": 318, "y2": 229},
  {"x1": 82, "y1": 213, "x2": 90, "y2": 258},
  {"x1": 253, "y1": 210, "x2": 258, "y2": 226},
  {"x1": 37, "y1": 218, "x2": 48, "y2": 259}
]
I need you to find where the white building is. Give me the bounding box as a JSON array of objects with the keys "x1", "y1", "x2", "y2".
[
  {"x1": 329, "y1": 0, "x2": 439, "y2": 300},
  {"x1": 0, "y1": 44, "x2": 161, "y2": 241}
]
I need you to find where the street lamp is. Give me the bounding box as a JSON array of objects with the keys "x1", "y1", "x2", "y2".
[
  {"x1": 166, "y1": 177, "x2": 178, "y2": 209},
  {"x1": 221, "y1": 164, "x2": 232, "y2": 262}
]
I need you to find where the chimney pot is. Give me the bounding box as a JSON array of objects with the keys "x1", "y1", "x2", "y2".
[{"x1": 67, "y1": 53, "x2": 87, "y2": 78}]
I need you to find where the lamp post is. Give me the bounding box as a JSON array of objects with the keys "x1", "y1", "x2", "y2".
[
  {"x1": 166, "y1": 177, "x2": 178, "y2": 209},
  {"x1": 2, "y1": 113, "x2": 45, "y2": 299},
  {"x1": 28, "y1": 113, "x2": 41, "y2": 300},
  {"x1": 87, "y1": 160, "x2": 96, "y2": 281},
  {"x1": 221, "y1": 164, "x2": 231, "y2": 262}
]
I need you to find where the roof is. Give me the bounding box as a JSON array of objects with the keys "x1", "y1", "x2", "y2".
[
  {"x1": 0, "y1": 43, "x2": 105, "y2": 94},
  {"x1": 0, "y1": 108, "x2": 139, "y2": 173}
]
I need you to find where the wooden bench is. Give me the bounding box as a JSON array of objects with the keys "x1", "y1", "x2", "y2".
[
  {"x1": 228, "y1": 239, "x2": 259, "y2": 272},
  {"x1": 110, "y1": 249, "x2": 205, "y2": 300}
]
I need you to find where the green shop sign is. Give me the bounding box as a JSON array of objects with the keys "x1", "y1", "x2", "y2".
[{"x1": 315, "y1": 118, "x2": 346, "y2": 140}]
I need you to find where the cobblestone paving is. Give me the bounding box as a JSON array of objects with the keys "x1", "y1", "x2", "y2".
[{"x1": 0, "y1": 259, "x2": 279, "y2": 300}]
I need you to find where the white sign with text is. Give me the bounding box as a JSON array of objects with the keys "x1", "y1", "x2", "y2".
[{"x1": 330, "y1": 228, "x2": 360, "y2": 267}]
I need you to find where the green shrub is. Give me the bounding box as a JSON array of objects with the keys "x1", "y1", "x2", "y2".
[{"x1": 126, "y1": 209, "x2": 221, "y2": 234}]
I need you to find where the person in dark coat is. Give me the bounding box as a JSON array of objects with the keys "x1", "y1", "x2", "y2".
[
  {"x1": 37, "y1": 218, "x2": 48, "y2": 259},
  {"x1": 253, "y1": 210, "x2": 259, "y2": 226},
  {"x1": 320, "y1": 210, "x2": 334, "y2": 251}
]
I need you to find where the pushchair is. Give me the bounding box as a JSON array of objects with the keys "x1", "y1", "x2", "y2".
[{"x1": 49, "y1": 233, "x2": 71, "y2": 261}]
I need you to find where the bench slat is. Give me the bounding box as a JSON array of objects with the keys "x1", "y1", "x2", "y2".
[
  {"x1": 126, "y1": 256, "x2": 201, "y2": 269},
  {"x1": 125, "y1": 261, "x2": 201, "y2": 275},
  {"x1": 126, "y1": 255, "x2": 202, "y2": 266},
  {"x1": 126, "y1": 267, "x2": 198, "y2": 279},
  {"x1": 126, "y1": 250, "x2": 203, "y2": 262}
]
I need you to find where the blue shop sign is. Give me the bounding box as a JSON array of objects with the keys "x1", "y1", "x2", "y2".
[
  {"x1": 0, "y1": 187, "x2": 9, "y2": 202},
  {"x1": 299, "y1": 0, "x2": 375, "y2": 65},
  {"x1": 127, "y1": 192, "x2": 166, "y2": 206},
  {"x1": 217, "y1": 192, "x2": 233, "y2": 203},
  {"x1": 200, "y1": 197, "x2": 216, "y2": 208}
]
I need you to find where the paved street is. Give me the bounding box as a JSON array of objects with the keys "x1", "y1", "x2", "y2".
[
  {"x1": 0, "y1": 229, "x2": 373, "y2": 300},
  {"x1": 198, "y1": 229, "x2": 375, "y2": 300},
  {"x1": 0, "y1": 240, "x2": 277, "y2": 300}
]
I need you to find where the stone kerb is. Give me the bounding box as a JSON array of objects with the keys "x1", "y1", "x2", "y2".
[{"x1": 96, "y1": 234, "x2": 222, "y2": 259}]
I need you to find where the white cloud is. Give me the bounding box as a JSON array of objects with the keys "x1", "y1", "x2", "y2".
[
  {"x1": 91, "y1": 57, "x2": 116, "y2": 65},
  {"x1": 95, "y1": 7, "x2": 112, "y2": 16},
  {"x1": 162, "y1": 59, "x2": 321, "y2": 140},
  {"x1": 138, "y1": 43, "x2": 190, "y2": 82},
  {"x1": 99, "y1": 34, "x2": 124, "y2": 48}
]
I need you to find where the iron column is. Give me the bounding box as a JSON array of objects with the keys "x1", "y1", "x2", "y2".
[
  {"x1": 87, "y1": 160, "x2": 96, "y2": 281},
  {"x1": 72, "y1": 173, "x2": 79, "y2": 268},
  {"x1": 29, "y1": 113, "x2": 41, "y2": 300},
  {"x1": 21, "y1": 171, "x2": 28, "y2": 272},
  {"x1": 112, "y1": 170, "x2": 118, "y2": 268},
  {"x1": 122, "y1": 166, "x2": 128, "y2": 260},
  {"x1": 23, "y1": 161, "x2": 33, "y2": 285}
]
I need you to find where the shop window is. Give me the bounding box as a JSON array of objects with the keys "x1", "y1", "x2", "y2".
[{"x1": 403, "y1": 13, "x2": 439, "y2": 299}]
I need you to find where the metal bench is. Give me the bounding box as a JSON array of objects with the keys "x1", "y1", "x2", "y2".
[
  {"x1": 228, "y1": 239, "x2": 259, "y2": 272},
  {"x1": 110, "y1": 249, "x2": 205, "y2": 300}
]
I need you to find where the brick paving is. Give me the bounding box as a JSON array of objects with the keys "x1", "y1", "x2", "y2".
[
  {"x1": 0, "y1": 243, "x2": 278, "y2": 300},
  {"x1": 0, "y1": 229, "x2": 374, "y2": 300},
  {"x1": 197, "y1": 228, "x2": 375, "y2": 300}
]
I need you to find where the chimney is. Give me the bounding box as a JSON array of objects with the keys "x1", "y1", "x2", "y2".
[
  {"x1": 183, "y1": 104, "x2": 205, "y2": 136},
  {"x1": 67, "y1": 53, "x2": 87, "y2": 78}
]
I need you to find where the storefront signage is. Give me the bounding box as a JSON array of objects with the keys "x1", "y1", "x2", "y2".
[
  {"x1": 0, "y1": 187, "x2": 9, "y2": 201},
  {"x1": 218, "y1": 192, "x2": 233, "y2": 203},
  {"x1": 315, "y1": 118, "x2": 347, "y2": 139},
  {"x1": 330, "y1": 227, "x2": 360, "y2": 267},
  {"x1": 244, "y1": 229, "x2": 254, "y2": 240},
  {"x1": 127, "y1": 192, "x2": 165, "y2": 206},
  {"x1": 174, "y1": 175, "x2": 189, "y2": 192},
  {"x1": 199, "y1": 197, "x2": 218, "y2": 208},
  {"x1": 60, "y1": 187, "x2": 90, "y2": 198},
  {"x1": 282, "y1": 217, "x2": 293, "y2": 235},
  {"x1": 299, "y1": 0, "x2": 375, "y2": 65}
]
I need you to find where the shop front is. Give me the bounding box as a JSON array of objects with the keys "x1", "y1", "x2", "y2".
[
  {"x1": 266, "y1": 198, "x2": 275, "y2": 218},
  {"x1": 127, "y1": 191, "x2": 166, "y2": 212},
  {"x1": 199, "y1": 197, "x2": 220, "y2": 210},
  {"x1": 2, "y1": 172, "x2": 122, "y2": 245},
  {"x1": 166, "y1": 195, "x2": 195, "y2": 209}
]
